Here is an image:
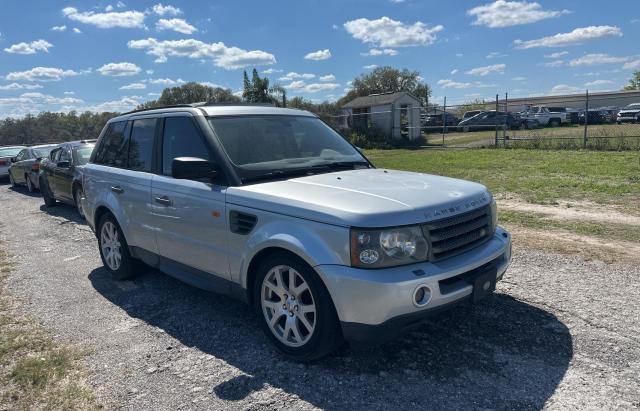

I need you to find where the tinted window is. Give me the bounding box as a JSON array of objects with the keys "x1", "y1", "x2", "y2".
[
  {"x1": 50, "y1": 148, "x2": 60, "y2": 161},
  {"x1": 59, "y1": 149, "x2": 70, "y2": 163},
  {"x1": 162, "y1": 117, "x2": 210, "y2": 176},
  {"x1": 94, "y1": 121, "x2": 129, "y2": 167},
  {"x1": 16, "y1": 149, "x2": 27, "y2": 161},
  {"x1": 0, "y1": 147, "x2": 24, "y2": 157},
  {"x1": 74, "y1": 146, "x2": 94, "y2": 165},
  {"x1": 33, "y1": 146, "x2": 55, "y2": 158},
  {"x1": 128, "y1": 118, "x2": 156, "y2": 172}
]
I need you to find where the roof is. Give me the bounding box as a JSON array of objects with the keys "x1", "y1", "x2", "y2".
[
  {"x1": 342, "y1": 91, "x2": 420, "y2": 109},
  {"x1": 111, "y1": 104, "x2": 315, "y2": 122},
  {"x1": 500, "y1": 89, "x2": 640, "y2": 104},
  {"x1": 58, "y1": 140, "x2": 97, "y2": 147}
]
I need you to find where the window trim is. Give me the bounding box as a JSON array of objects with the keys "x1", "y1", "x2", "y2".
[{"x1": 127, "y1": 117, "x2": 158, "y2": 173}]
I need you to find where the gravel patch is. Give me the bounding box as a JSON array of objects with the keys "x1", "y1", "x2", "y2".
[{"x1": 0, "y1": 182, "x2": 638, "y2": 410}]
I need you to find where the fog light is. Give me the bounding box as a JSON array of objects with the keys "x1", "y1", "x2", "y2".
[{"x1": 413, "y1": 285, "x2": 432, "y2": 307}]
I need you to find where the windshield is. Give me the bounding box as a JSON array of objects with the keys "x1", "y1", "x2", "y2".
[
  {"x1": 0, "y1": 147, "x2": 24, "y2": 157},
  {"x1": 208, "y1": 115, "x2": 368, "y2": 181},
  {"x1": 33, "y1": 146, "x2": 56, "y2": 158},
  {"x1": 74, "y1": 146, "x2": 94, "y2": 165},
  {"x1": 624, "y1": 104, "x2": 640, "y2": 109}
]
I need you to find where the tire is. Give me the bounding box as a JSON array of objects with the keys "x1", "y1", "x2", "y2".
[
  {"x1": 41, "y1": 178, "x2": 57, "y2": 207},
  {"x1": 25, "y1": 174, "x2": 35, "y2": 193},
  {"x1": 9, "y1": 172, "x2": 16, "y2": 188},
  {"x1": 253, "y1": 253, "x2": 343, "y2": 362},
  {"x1": 97, "y1": 213, "x2": 138, "y2": 280},
  {"x1": 549, "y1": 119, "x2": 560, "y2": 127},
  {"x1": 73, "y1": 186, "x2": 85, "y2": 219}
]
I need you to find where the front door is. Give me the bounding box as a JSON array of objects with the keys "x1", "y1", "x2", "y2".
[
  {"x1": 53, "y1": 148, "x2": 73, "y2": 201},
  {"x1": 150, "y1": 115, "x2": 229, "y2": 279}
]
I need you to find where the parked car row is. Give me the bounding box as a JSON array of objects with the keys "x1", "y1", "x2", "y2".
[{"x1": 2, "y1": 103, "x2": 513, "y2": 361}]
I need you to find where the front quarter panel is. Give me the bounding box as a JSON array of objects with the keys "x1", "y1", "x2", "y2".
[{"x1": 226, "y1": 205, "x2": 351, "y2": 289}]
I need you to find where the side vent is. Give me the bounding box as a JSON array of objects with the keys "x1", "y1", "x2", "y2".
[{"x1": 229, "y1": 211, "x2": 257, "y2": 235}]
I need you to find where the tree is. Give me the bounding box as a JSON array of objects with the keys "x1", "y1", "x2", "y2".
[
  {"x1": 138, "y1": 82, "x2": 240, "y2": 110},
  {"x1": 623, "y1": 70, "x2": 640, "y2": 91},
  {"x1": 338, "y1": 66, "x2": 431, "y2": 106},
  {"x1": 455, "y1": 99, "x2": 487, "y2": 118},
  {"x1": 243, "y1": 69, "x2": 272, "y2": 103}
]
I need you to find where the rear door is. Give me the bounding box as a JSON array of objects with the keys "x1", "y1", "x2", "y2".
[
  {"x1": 11, "y1": 149, "x2": 29, "y2": 183},
  {"x1": 151, "y1": 115, "x2": 229, "y2": 279},
  {"x1": 53, "y1": 147, "x2": 74, "y2": 201},
  {"x1": 41, "y1": 148, "x2": 59, "y2": 195}
]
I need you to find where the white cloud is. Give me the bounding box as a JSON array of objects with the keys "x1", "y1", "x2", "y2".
[
  {"x1": 450, "y1": 68, "x2": 459, "y2": 75},
  {"x1": 511, "y1": 76, "x2": 526, "y2": 81},
  {"x1": 284, "y1": 80, "x2": 305, "y2": 90},
  {"x1": 156, "y1": 18, "x2": 197, "y2": 34},
  {"x1": 148, "y1": 77, "x2": 185, "y2": 85},
  {"x1": 455, "y1": 53, "x2": 463, "y2": 58},
  {"x1": 544, "y1": 51, "x2": 568, "y2": 59},
  {"x1": 105, "y1": 5, "x2": 114, "y2": 11},
  {"x1": 486, "y1": 51, "x2": 507, "y2": 59},
  {"x1": 73, "y1": 27, "x2": 82, "y2": 34},
  {"x1": 549, "y1": 84, "x2": 583, "y2": 95},
  {"x1": 199, "y1": 82, "x2": 225, "y2": 88},
  {"x1": 148, "y1": 92, "x2": 161, "y2": 96},
  {"x1": 283, "y1": 81, "x2": 340, "y2": 93},
  {"x1": 262, "y1": 68, "x2": 283, "y2": 74},
  {"x1": 119, "y1": 82, "x2": 146, "y2": 90},
  {"x1": 344, "y1": 16, "x2": 443, "y2": 47},
  {"x1": 127, "y1": 38, "x2": 276, "y2": 69},
  {"x1": 51, "y1": 25, "x2": 67, "y2": 32},
  {"x1": 465, "y1": 63, "x2": 505, "y2": 76},
  {"x1": 361, "y1": 48, "x2": 398, "y2": 56},
  {"x1": 62, "y1": 6, "x2": 145, "y2": 29},
  {"x1": 117, "y1": 1, "x2": 126, "y2": 8},
  {"x1": 87, "y1": 97, "x2": 139, "y2": 112},
  {"x1": 151, "y1": 3, "x2": 182, "y2": 16},
  {"x1": 514, "y1": 26, "x2": 622, "y2": 49},
  {"x1": 437, "y1": 79, "x2": 472, "y2": 89},
  {"x1": 0, "y1": 92, "x2": 83, "y2": 107},
  {"x1": 279, "y1": 72, "x2": 315, "y2": 81},
  {"x1": 6, "y1": 67, "x2": 82, "y2": 82},
  {"x1": 304, "y1": 49, "x2": 331, "y2": 61},
  {"x1": 0, "y1": 83, "x2": 43, "y2": 90},
  {"x1": 632, "y1": 19, "x2": 640, "y2": 24},
  {"x1": 146, "y1": 69, "x2": 154, "y2": 74},
  {"x1": 63, "y1": 91, "x2": 75, "y2": 95},
  {"x1": 97, "y1": 62, "x2": 141, "y2": 76},
  {"x1": 319, "y1": 74, "x2": 336, "y2": 81},
  {"x1": 544, "y1": 60, "x2": 565, "y2": 67},
  {"x1": 584, "y1": 79, "x2": 613, "y2": 87},
  {"x1": 467, "y1": 1, "x2": 570, "y2": 28},
  {"x1": 363, "y1": 64, "x2": 378, "y2": 69},
  {"x1": 623, "y1": 59, "x2": 640, "y2": 70},
  {"x1": 4, "y1": 39, "x2": 53, "y2": 54},
  {"x1": 568, "y1": 53, "x2": 629, "y2": 66}
]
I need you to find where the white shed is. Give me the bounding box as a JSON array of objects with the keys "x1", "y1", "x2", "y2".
[{"x1": 342, "y1": 91, "x2": 422, "y2": 140}]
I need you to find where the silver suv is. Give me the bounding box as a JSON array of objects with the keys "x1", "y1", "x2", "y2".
[{"x1": 83, "y1": 104, "x2": 512, "y2": 361}]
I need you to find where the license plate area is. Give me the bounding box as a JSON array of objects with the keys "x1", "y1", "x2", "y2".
[{"x1": 472, "y1": 269, "x2": 497, "y2": 302}]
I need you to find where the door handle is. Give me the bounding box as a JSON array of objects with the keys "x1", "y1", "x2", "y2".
[
  {"x1": 110, "y1": 186, "x2": 124, "y2": 194},
  {"x1": 154, "y1": 196, "x2": 172, "y2": 206}
]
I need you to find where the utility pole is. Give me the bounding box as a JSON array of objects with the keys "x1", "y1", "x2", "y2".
[
  {"x1": 442, "y1": 96, "x2": 447, "y2": 146},
  {"x1": 583, "y1": 90, "x2": 589, "y2": 148}
]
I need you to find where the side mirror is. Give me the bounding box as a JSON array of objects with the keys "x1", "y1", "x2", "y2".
[
  {"x1": 172, "y1": 157, "x2": 218, "y2": 181},
  {"x1": 10, "y1": 157, "x2": 17, "y2": 163},
  {"x1": 57, "y1": 161, "x2": 70, "y2": 168}
]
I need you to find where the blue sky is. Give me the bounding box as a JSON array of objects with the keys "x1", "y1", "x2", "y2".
[{"x1": 0, "y1": 0, "x2": 639, "y2": 117}]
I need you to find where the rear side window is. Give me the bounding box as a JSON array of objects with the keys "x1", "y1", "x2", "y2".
[
  {"x1": 94, "y1": 121, "x2": 129, "y2": 168},
  {"x1": 128, "y1": 118, "x2": 157, "y2": 172},
  {"x1": 162, "y1": 117, "x2": 210, "y2": 176}
]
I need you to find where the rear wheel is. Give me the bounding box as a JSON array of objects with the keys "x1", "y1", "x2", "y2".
[
  {"x1": 549, "y1": 119, "x2": 561, "y2": 127},
  {"x1": 25, "y1": 174, "x2": 35, "y2": 193},
  {"x1": 73, "y1": 186, "x2": 85, "y2": 219},
  {"x1": 8, "y1": 172, "x2": 16, "y2": 188},
  {"x1": 98, "y1": 214, "x2": 137, "y2": 280},
  {"x1": 41, "y1": 177, "x2": 57, "y2": 207},
  {"x1": 254, "y1": 253, "x2": 342, "y2": 361}
]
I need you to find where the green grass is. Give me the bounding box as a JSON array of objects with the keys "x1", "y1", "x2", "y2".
[
  {"x1": 0, "y1": 242, "x2": 96, "y2": 410},
  {"x1": 500, "y1": 210, "x2": 640, "y2": 243},
  {"x1": 365, "y1": 148, "x2": 640, "y2": 211}
]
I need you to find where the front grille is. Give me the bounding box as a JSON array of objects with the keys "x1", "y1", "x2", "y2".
[
  {"x1": 620, "y1": 112, "x2": 637, "y2": 118},
  {"x1": 423, "y1": 204, "x2": 493, "y2": 261}
]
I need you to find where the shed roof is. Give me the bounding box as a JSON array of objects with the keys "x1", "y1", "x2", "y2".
[{"x1": 342, "y1": 91, "x2": 420, "y2": 109}]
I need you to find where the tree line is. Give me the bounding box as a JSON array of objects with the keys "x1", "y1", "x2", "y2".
[{"x1": 0, "y1": 66, "x2": 431, "y2": 146}]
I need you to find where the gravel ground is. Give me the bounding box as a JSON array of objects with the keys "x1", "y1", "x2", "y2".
[{"x1": 0, "y1": 181, "x2": 638, "y2": 410}]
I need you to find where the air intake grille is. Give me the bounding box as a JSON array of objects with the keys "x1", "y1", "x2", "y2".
[
  {"x1": 229, "y1": 211, "x2": 257, "y2": 235},
  {"x1": 422, "y1": 204, "x2": 493, "y2": 261}
]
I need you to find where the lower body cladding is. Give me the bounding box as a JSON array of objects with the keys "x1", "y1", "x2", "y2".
[{"x1": 315, "y1": 227, "x2": 512, "y2": 343}]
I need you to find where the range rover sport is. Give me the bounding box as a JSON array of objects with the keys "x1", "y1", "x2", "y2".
[{"x1": 82, "y1": 103, "x2": 512, "y2": 361}]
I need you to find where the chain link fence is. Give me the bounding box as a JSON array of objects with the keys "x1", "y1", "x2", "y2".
[{"x1": 326, "y1": 91, "x2": 640, "y2": 150}]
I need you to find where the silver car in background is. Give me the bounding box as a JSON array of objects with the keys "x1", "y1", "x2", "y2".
[
  {"x1": 0, "y1": 146, "x2": 26, "y2": 179},
  {"x1": 8, "y1": 144, "x2": 58, "y2": 192},
  {"x1": 82, "y1": 104, "x2": 512, "y2": 361}
]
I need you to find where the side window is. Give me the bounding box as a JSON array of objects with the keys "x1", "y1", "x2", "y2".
[
  {"x1": 128, "y1": 118, "x2": 156, "y2": 172},
  {"x1": 162, "y1": 117, "x2": 211, "y2": 176},
  {"x1": 59, "y1": 149, "x2": 70, "y2": 163},
  {"x1": 50, "y1": 149, "x2": 59, "y2": 161},
  {"x1": 94, "y1": 121, "x2": 129, "y2": 168},
  {"x1": 15, "y1": 149, "x2": 27, "y2": 161}
]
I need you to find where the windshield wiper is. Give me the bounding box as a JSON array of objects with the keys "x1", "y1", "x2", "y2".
[
  {"x1": 241, "y1": 161, "x2": 370, "y2": 184},
  {"x1": 309, "y1": 161, "x2": 370, "y2": 170},
  {"x1": 241, "y1": 168, "x2": 313, "y2": 183}
]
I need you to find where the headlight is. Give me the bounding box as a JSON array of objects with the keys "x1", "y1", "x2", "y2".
[
  {"x1": 490, "y1": 198, "x2": 498, "y2": 232},
  {"x1": 350, "y1": 225, "x2": 429, "y2": 268}
]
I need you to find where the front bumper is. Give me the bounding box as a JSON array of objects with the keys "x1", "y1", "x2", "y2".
[
  {"x1": 617, "y1": 116, "x2": 638, "y2": 123},
  {"x1": 315, "y1": 227, "x2": 512, "y2": 343}
]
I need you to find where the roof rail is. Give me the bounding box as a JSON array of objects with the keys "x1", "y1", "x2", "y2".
[
  {"x1": 122, "y1": 103, "x2": 200, "y2": 115},
  {"x1": 122, "y1": 101, "x2": 276, "y2": 115}
]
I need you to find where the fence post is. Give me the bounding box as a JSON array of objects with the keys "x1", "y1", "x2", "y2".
[
  {"x1": 583, "y1": 90, "x2": 589, "y2": 148},
  {"x1": 503, "y1": 92, "x2": 508, "y2": 146},
  {"x1": 495, "y1": 94, "x2": 499, "y2": 147},
  {"x1": 442, "y1": 96, "x2": 447, "y2": 146}
]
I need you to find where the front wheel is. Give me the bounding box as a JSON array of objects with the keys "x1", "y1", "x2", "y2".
[
  {"x1": 73, "y1": 186, "x2": 85, "y2": 219},
  {"x1": 9, "y1": 172, "x2": 16, "y2": 188},
  {"x1": 25, "y1": 174, "x2": 35, "y2": 193},
  {"x1": 254, "y1": 253, "x2": 342, "y2": 361},
  {"x1": 98, "y1": 214, "x2": 137, "y2": 280},
  {"x1": 41, "y1": 177, "x2": 57, "y2": 207}
]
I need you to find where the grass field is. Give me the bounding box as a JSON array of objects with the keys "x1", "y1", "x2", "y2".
[{"x1": 365, "y1": 148, "x2": 640, "y2": 212}]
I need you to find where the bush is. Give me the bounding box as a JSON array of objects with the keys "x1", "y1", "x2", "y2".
[{"x1": 347, "y1": 130, "x2": 426, "y2": 150}]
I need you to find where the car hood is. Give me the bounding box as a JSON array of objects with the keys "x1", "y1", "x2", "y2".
[
  {"x1": 619, "y1": 108, "x2": 640, "y2": 114},
  {"x1": 227, "y1": 168, "x2": 491, "y2": 227}
]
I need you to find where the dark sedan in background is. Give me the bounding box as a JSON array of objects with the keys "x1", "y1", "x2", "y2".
[
  {"x1": 39, "y1": 140, "x2": 95, "y2": 217},
  {"x1": 0, "y1": 146, "x2": 26, "y2": 179},
  {"x1": 457, "y1": 111, "x2": 522, "y2": 132},
  {"x1": 8, "y1": 144, "x2": 58, "y2": 192}
]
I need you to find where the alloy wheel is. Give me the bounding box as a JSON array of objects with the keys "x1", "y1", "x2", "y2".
[
  {"x1": 261, "y1": 265, "x2": 316, "y2": 348},
  {"x1": 100, "y1": 221, "x2": 122, "y2": 271}
]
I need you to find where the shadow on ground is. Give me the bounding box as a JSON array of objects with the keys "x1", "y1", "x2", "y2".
[
  {"x1": 89, "y1": 266, "x2": 573, "y2": 409},
  {"x1": 39, "y1": 203, "x2": 85, "y2": 225}
]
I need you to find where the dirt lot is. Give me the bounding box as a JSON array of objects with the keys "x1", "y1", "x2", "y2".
[{"x1": 1, "y1": 181, "x2": 639, "y2": 410}]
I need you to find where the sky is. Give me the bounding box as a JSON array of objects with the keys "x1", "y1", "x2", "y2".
[{"x1": 0, "y1": 0, "x2": 639, "y2": 117}]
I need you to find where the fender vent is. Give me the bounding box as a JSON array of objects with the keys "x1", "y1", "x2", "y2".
[{"x1": 229, "y1": 211, "x2": 257, "y2": 235}]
